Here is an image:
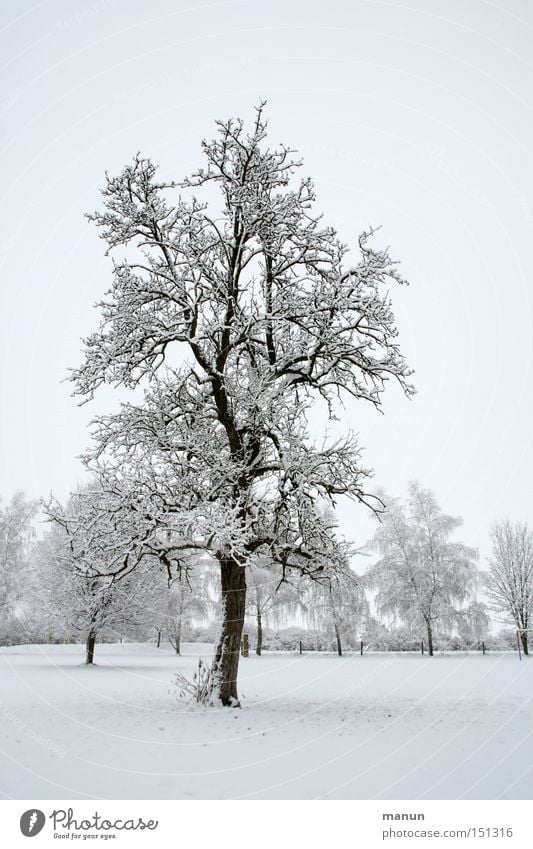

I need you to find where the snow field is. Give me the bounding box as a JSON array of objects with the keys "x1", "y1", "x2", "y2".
[{"x1": 0, "y1": 643, "x2": 531, "y2": 800}]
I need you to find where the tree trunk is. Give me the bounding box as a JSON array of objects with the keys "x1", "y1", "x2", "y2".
[
  {"x1": 426, "y1": 620, "x2": 434, "y2": 657},
  {"x1": 334, "y1": 622, "x2": 342, "y2": 656},
  {"x1": 85, "y1": 631, "x2": 96, "y2": 665},
  {"x1": 156, "y1": 629, "x2": 161, "y2": 648},
  {"x1": 212, "y1": 557, "x2": 246, "y2": 706},
  {"x1": 521, "y1": 631, "x2": 529, "y2": 656},
  {"x1": 175, "y1": 622, "x2": 181, "y2": 656},
  {"x1": 256, "y1": 610, "x2": 262, "y2": 656}
]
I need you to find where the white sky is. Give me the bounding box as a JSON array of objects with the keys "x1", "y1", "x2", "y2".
[{"x1": 1, "y1": 0, "x2": 532, "y2": 565}]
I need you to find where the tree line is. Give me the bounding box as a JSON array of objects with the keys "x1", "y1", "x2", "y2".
[{"x1": 1, "y1": 484, "x2": 531, "y2": 661}]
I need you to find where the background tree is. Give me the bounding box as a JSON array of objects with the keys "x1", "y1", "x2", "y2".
[
  {"x1": 0, "y1": 492, "x2": 38, "y2": 645},
  {"x1": 245, "y1": 561, "x2": 303, "y2": 655},
  {"x1": 301, "y1": 564, "x2": 368, "y2": 655},
  {"x1": 44, "y1": 485, "x2": 155, "y2": 663},
  {"x1": 486, "y1": 519, "x2": 533, "y2": 655},
  {"x1": 455, "y1": 600, "x2": 491, "y2": 649},
  {"x1": 368, "y1": 483, "x2": 478, "y2": 655},
  {"x1": 71, "y1": 106, "x2": 413, "y2": 704},
  {"x1": 163, "y1": 568, "x2": 210, "y2": 655}
]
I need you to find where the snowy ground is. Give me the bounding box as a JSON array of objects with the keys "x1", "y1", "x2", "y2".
[{"x1": 0, "y1": 643, "x2": 531, "y2": 800}]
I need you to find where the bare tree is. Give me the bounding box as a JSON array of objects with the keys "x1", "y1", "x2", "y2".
[
  {"x1": 486, "y1": 520, "x2": 533, "y2": 655},
  {"x1": 70, "y1": 105, "x2": 413, "y2": 704},
  {"x1": 368, "y1": 483, "x2": 478, "y2": 655}
]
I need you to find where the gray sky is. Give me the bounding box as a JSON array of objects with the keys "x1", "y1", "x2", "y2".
[{"x1": 1, "y1": 0, "x2": 532, "y2": 563}]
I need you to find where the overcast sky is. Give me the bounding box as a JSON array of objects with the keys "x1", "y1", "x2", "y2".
[{"x1": 1, "y1": 0, "x2": 532, "y2": 563}]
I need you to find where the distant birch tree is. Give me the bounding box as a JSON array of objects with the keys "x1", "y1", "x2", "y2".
[
  {"x1": 163, "y1": 569, "x2": 210, "y2": 655},
  {"x1": 455, "y1": 600, "x2": 491, "y2": 649},
  {"x1": 301, "y1": 564, "x2": 368, "y2": 655},
  {"x1": 368, "y1": 483, "x2": 478, "y2": 655},
  {"x1": 486, "y1": 520, "x2": 533, "y2": 655},
  {"x1": 70, "y1": 105, "x2": 413, "y2": 704},
  {"x1": 0, "y1": 493, "x2": 37, "y2": 645},
  {"x1": 245, "y1": 561, "x2": 303, "y2": 655}
]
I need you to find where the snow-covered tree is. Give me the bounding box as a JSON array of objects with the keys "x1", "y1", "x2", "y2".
[
  {"x1": 301, "y1": 566, "x2": 368, "y2": 655},
  {"x1": 0, "y1": 492, "x2": 38, "y2": 645},
  {"x1": 44, "y1": 486, "x2": 156, "y2": 663},
  {"x1": 162, "y1": 568, "x2": 210, "y2": 654},
  {"x1": 455, "y1": 600, "x2": 491, "y2": 649},
  {"x1": 70, "y1": 105, "x2": 413, "y2": 704},
  {"x1": 367, "y1": 483, "x2": 478, "y2": 655},
  {"x1": 486, "y1": 520, "x2": 533, "y2": 655},
  {"x1": 37, "y1": 529, "x2": 154, "y2": 661},
  {"x1": 245, "y1": 561, "x2": 303, "y2": 655}
]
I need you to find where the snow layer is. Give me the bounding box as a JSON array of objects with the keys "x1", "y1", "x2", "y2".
[{"x1": 0, "y1": 643, "x2": 531, "y2": 800}]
